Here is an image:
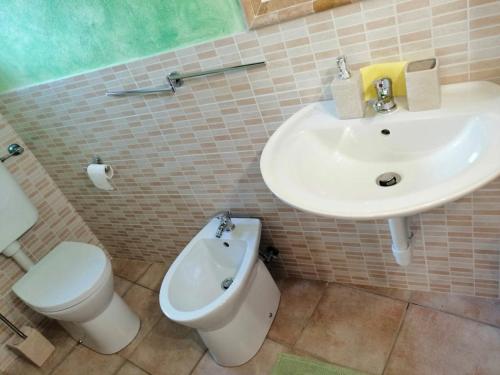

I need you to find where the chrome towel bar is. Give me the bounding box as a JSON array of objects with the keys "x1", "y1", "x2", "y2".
[
  {"x1": 106, "y1": 86, "x2": 176, "y2": 97},
  {"x1": 106, "y1": 61, "x2": 266, "y2": 97}
]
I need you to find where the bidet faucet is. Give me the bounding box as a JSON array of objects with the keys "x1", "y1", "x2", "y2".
[
  {"x1": 372, "y1": 77, "x2": 397, "y2": 114},
  {"x1": 213, "y1": 211, "x2": 235, "y2": 238}
]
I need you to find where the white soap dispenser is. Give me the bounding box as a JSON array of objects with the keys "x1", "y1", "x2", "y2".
[{"x1": 330, "y1": 56, "x2": 365, "y2": 119}]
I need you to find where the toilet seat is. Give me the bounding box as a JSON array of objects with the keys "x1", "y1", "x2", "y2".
[{"x1": 12, "y1": 242, "x2": 109, "y2": 313}]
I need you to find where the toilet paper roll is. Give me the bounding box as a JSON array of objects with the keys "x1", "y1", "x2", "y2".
[{"x1": 87, "y1": 164, "x2": 114, "y2": 191}]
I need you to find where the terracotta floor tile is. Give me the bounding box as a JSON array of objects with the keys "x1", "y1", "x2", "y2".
[
  {"x1": 129, "y1": 316, "x2": 205, "y2": 375},
  {"x1": 112, "y1": 258, "x2": 152, "y2": 282},
  {"x1": 136, "y1": 262, "x2": 171, "y2": 292},
  {"x1": 410, "y1": 291, "x2": 500, "y2": 327},
  {"x1": 51, "y1": 345, "x2": 124, "y2": 375},
  {"x1": 385, "y1": 305, "x2": 500, "y2": 375},
  {"x1": 116, "y1": 361, "x2": 150, "y2": 375},
  {"x1": 268, "y1": 278, "x2": 327, "y2": 346},
  {"x1": 349, "y1": 284, "x2": 412, "y2": 301},
  {"x1": 192, "y1": 339, "x2": 289, "y2": 375},
  {"x1": 295, "y1": 284, "x2": 407, "y2": 375},
  {"x1": 115, "y1": 276, "x2": 133, "y2": 296},
  {"x1": 4, "y1": 358, "x2": 44, "y2": 375},
  {"x1": 119, "y1": 285, "x2": 163, "y2": 358},
  {"x1": 5, "y1": 320, "x2": 77, "y2": 375}
]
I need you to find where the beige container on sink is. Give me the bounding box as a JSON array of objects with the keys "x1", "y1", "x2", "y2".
[
  {"x1": 330, "y1": 72, "x2": 365, "y2": 119},
  {"x1": 330, "y1": 55, "x2": 365, "y2": 120},
  {"x1": 405, "y1": 58, "x2": 441, "y2": 111}
]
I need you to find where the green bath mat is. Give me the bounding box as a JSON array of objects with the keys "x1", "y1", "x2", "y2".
[{"x1": 272, "y1": 353, "x2": 369, "y2": 375}]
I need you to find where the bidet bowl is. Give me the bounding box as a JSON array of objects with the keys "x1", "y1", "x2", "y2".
[{"x1": 159, "y1": 218, "x2": 261, "y2": 330}]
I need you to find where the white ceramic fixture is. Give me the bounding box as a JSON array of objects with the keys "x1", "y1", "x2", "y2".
[
  {"x1": 260, "y1": 81, "x2": 500, "y2": 265},
  {"x1": 159, "y1": 218, "x2": 280, "y2": 366},
  {"x1": 0, "y1": 162, "x2": 139, "y2": 354}
]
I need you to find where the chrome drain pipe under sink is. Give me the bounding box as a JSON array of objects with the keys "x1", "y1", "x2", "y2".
[{"x1": 388, "y1": 217, "x2": 413, "y2": 266}]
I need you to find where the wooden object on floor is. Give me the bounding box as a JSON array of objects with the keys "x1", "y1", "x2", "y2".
[{"x1": 7, "y1": 325, "x2": 55, "y2": 367}]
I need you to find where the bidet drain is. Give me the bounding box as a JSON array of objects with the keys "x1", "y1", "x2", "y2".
[
  {"x1": 221, "y1": 278, "x2": 234, "y2": 290},
  {"x1": 376, "y1": 172, "x2": 401, "y2": 187}
]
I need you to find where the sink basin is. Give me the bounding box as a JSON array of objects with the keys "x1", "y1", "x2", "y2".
[{"x1": 260, "y1": 81, "x2": 500, "y2": 220}]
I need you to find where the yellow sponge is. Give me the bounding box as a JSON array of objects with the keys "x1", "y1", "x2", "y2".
[{"x1": 360, "y1": 62, "x2": 407, "y2": 101}]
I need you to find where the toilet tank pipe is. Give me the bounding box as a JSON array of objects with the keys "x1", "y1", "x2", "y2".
[{"x1": 4, "y1": 241, "x2": 35, "y2": 272}]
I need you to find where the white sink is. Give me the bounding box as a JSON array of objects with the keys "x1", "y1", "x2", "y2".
[
  {"x1": 260, "y1": 81, "x2": 500, "y2": 266},
  {"x1": 261, "y1": 81, "x2": 500, "y2": 220}
]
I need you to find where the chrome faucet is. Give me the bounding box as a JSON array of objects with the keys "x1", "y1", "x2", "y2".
[
  {"x1": 372, "y1": 77, "x2": 397, "y2": 114},
  {"x1": 214, "y1": 211, "x2": 235, "y2": 238}
]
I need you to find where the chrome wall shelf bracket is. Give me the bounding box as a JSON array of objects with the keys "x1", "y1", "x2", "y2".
[{"x1": 106, "y1": 61, "x2": 266, "y2": 97}]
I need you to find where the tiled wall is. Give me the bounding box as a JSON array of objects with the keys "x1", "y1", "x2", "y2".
[
  {"x1": 0, "y1": 116, "x2": 102, "y2": 369},
  {"x1": 0, "y1": 0, "x2": 499, "y2": 299}
]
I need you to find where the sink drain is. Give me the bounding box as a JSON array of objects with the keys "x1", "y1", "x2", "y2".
[
  {"x1": 376, "y1": 172, "x2": 401, "y2": 187},
  {"x1": 221, "y1": 278, "x2": 233, "y2": 290}
]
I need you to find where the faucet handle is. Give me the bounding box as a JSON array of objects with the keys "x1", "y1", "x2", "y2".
[
  {"x1": 373, "y1": 77, "x2": 393, "y2": 100},
  {"x1": 213, "y1": 210, "x2": 231, "y2": 221},
  {"x1": 372, "y1": 77, "x2": 397, "y2": 114}
]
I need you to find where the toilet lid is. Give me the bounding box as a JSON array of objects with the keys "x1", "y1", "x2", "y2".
[{"x1": 12, "y1": 242, "x2": 109, "y2": 313}]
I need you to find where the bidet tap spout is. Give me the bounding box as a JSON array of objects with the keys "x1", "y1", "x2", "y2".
[{"x1": 213, "y1": 211, "x2": 235, "y2": 238}]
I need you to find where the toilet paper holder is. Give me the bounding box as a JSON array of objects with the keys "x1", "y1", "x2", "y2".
[{"x1": 84, "y1": 156, "x2": 110, "y2": 173}]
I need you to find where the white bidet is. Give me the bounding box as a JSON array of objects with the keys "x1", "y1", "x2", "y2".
[{"x1": 159, "y1": 217, "x2": 280, "y2": 366}]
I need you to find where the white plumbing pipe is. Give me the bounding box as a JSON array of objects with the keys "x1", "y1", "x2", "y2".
[
  {"x1": 388, "y1": 217, "x2": 412, "y2": 267},
  {"x1": 3, "y1": 241, "x2": 34, "y2": 271}
]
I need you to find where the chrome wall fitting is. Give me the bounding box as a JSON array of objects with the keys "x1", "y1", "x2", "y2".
[{"x1": 0, "y1": 144, "x2": 25, "y2": 163}]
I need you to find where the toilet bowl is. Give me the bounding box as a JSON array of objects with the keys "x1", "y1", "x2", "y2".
[
  {"x1": 12, "y1": 241, "x2": 140, "y2": 354},
  {"x1": 159, "y1": 217, "x2": 281, "y2": 366}
]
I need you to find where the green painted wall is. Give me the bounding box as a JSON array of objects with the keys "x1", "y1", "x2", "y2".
[{"x1": 0, "y1": 0, "x2": 245, "y2": 93}]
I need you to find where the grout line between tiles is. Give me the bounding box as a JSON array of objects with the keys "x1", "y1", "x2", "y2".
[
  {"x1": 111, "y1": 361, "x2": 127, "y2": 375},
  {"x1": 333, "y1": 282, "x2": 411, "y2": 303},
  {"x1": 381, "y1": 301, "x2": 410, "y2": 375},
  {"x1": 115, "y1": 261, "x2": 154, "y2": 285},
  {"x1": 112, "y1": 359, "x2": 154, "y2": 375},
  {"x1": 340, "y1": 281, "x2": 500, "y2": 330},
  {"x1": 123, "y1": 359, "x2": 153, "y2": 375},
  {"x1": 47, "y1": 341, "x2": 80, "y2": 375},
  {"x1": 188, "y1": 348, "x2": 209, "y2": 375},
  {"x1": 408, "y1": 300, "x2": 500, "y2": 331},
  {"x1": 291, "y1": 345, "x2": 379, "y2": 375},
  {"x1": 290, "y1": 280, "x2": 329, "y2": 351}
]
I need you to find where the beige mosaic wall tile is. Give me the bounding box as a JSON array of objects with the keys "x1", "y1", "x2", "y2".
[
  {"x1": 0, "y1": 117, "x2": 101, "y2": 370},
  {"x1": 0, "y1": 0, "x2": 499, "y2": 306}
]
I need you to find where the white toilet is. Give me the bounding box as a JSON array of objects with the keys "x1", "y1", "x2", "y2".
[{"x1": 0, "y1": 162, "x2": 140, "y2": 354}]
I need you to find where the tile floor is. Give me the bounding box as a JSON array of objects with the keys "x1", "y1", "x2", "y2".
[{"x1": 6, "y1": 259, "x2": 500, "y2": 375}]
